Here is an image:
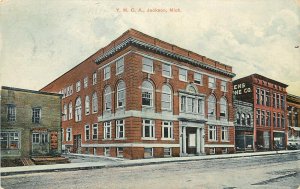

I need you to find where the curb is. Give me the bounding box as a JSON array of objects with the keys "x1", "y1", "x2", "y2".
[{"x1": 1, "y1": 150, "x2": 299, "y2": 176}]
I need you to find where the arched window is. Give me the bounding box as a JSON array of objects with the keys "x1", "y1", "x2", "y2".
[
  {"x1": 117, "y1": 81, "x2": 126, "y2": 108},
  {"x1": 104, "y1": 86, "x2": 112, "y2": 111},
  {"x1": 236, "y1": 112, "x2": 241, "y2": 125},
  {"x1": 92, "y1": 92, "x2": 98, "y2": 113},
  {"x1": 75, "y1": 97, "x2": 82, "y2": 122},
  {"x1": 85, "y1": 96, "x2": 90, "y2": 115},
  {"x1": 68, "y1": 102, "x2": 72, "y2": 120},
  {"x1": 208, "y1": 95, "x2": 216, "y2": 116},
  {"x1": 142, "y1": 81, "x2": 154, "y2": 106},
  {"x1": 241, "y1": 113, "x2": 246, "y2": 125},
  {"x1": 63, "y1": 104, "x2": 67, "y2": 121},
  {"x1": 247, "y1": 114, "x2": 251, "y2": 126},
  {"x1": 220, "y1": 97, "x2": 227, "y2": 118},
  {"x1": 162, "y1": 85, "x2": 172, "y2": 110}
]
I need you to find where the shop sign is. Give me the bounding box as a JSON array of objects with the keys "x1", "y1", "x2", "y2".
[{"x1": 233, "y1": 83, "x2": 252, "y2": 95}]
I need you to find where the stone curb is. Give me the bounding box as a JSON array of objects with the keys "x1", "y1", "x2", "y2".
[{"x1": 1, "y1": 150, "x2": 299, "y2": 176}]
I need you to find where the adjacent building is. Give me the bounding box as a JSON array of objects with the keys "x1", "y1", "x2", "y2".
[
  {"x1": 233, "y1": 74, "x2": 288, "y2": 151},
  {"x1": 0, "y1": 86, "x2": 62, "y2": 158},
  {"x1": 287, "y1": 94, "x2": 300, "y2": 146},
  {"x1": 233, "y1": 100, "x2": 254, "y2": 152},
  {"x1": 41, "y1": 29, "x2": 236, "y2": 159}
]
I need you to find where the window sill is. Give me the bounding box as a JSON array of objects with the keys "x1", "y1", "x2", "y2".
[
  {"x1": 208, "y1": 140, "x2": 218, "y2": 142},
  {"x1": 221, "y1": 140, "x2": 230, "y2": 142},
  {"x1": 142, "y1": 70, "x2": 154, "y2": 74},
  {"x1": 116, "y1": 72, "x2": 124, "y2": 75},
  {"x1": 162, "y1": 75, "x2": 172, "y2": 79},
  {"x1": 179, "y1": 79, "x2": 188, "y2": 82},
  {"x1": 161, "y1": 138, "x2": 175, "y2": 141},
  {"x1": 102, "y1": 138, "x2": 112, "y2": 141},
  {"x1": 115, "y1": 138, "x2": 127, "y2": 140},
  {"x1": 142, "y1": 137, "x2": 157, "y2": 140},
  {"x1": 194, "y1": 82, "x2": 203, "y2": 86}
]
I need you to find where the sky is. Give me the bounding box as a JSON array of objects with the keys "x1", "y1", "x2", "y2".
[{"x1": 0, "y1": 0, "x2": 299, "y2": 95}]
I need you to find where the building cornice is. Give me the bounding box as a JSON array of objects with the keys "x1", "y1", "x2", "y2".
[{"x1": 95, "y1": 37, "x2": 236, "y2": 78}]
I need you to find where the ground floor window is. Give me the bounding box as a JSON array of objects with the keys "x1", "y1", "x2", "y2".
[
  {"x1": 32, "y1": 133, "x2": 48, "y2": 144},
  {"x1": 142, "y1": 120, "x2": 155, "y2": 139},
  {"x1": 117, "y1": 147, "x2": 124, "y2": 157},
  {"x1": 104, "y1": 147, "x2": 110, "y2": 156},
  {"x1": 0, "y1": 132, "x2": 20, "y2": 149},
  {"x1": 144, "y1": 148, "x2": 153, "y2": 158},
  {"x1": 208, "y1": 126, "x2": 217, "y2": 141},
  {"x1": 162, "y1": 121, "x2": 173, "y2": 139},
  {"x1": 209, "y1": 148, "x2": 215, "y2": 154},
  {"x1": 104, "y1": 122, "x2": 111, "y2": 139},
  {"x1": 221, "y1": 127, "x2": 229, "y2": 141},
  {"x1": 164, "y1": 148, "x2": 172, "y2": 157}
]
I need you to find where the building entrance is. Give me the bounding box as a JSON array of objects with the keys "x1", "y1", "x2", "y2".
[
  {"x1": 73, "y1": 134, "x2": 82, "y2": 153},
  {"x1": 181, "y1": 124, "x2": 204, "y2": 156}
]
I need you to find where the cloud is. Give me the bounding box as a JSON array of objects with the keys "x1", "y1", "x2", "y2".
[{"x1": 0, "y1": 0, "x2": 299, "y2": 95}]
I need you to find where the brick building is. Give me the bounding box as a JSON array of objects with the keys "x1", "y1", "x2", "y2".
[
  {"x1": 287, "y1": 94, "x2": 300, "y2": 147},
  {"x1": 0, "y1": 86, "x2": 62, "y2": 159},
  {"x1": 41, "y1": 29, "x2": 236, "y2": 159},
  {"x1": 233, "y1": 100, "x2": 254, "y2": 152},
  {"x1": 233, "y1": 74, "x2": 288, "y2": 151}
]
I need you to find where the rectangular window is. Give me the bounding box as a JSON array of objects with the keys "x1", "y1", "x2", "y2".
[
  {"x1": 261, "y1": 110, "x2": 265, "y2": 126},
  {"x1": 221, "y1": 126, "x2": 229, "y2": 141},
  {"x1": 281, "y1": 95, "x2": 285, "y2": 110},
  {"x1": 179, "y1": 68, "x2": 187, "y2": 81},
  {"x1": 1, "y1": 132, "x2": 20, "y2": 149},
  {"x1": 104, "y1": 147, "x2": 110, "y2": 157},
  {"x1": 276, "y1": 94, "x2": 280, "y2": 109},
  {"x1": 266, "y1": 111, "x2": 271, "y2": 126},
  {"x1": 256, "y1": 88, "x2": 260, "y2": 105},
  {"x1": 277, "y1": 113, "x2": 281, "y2": 127},
  {"x1": 116, "y1": 120, "x2": 125, "y2": 139},
  {"x1": 104, "y1": 66, "x2": 111, "y2": 80},
  {"x1": 265, "y1": 91, "x2": 270, "y2": 106},
  {"x1": 92, "y1": 124, "x2": 98, "y2": 140},
  {"x1": 186, "y1": 97, "x2": 196, "y2": 113},
  {"x1": 164, "y1": 148, "x2": 172, "y2": 157},
  {"x1": 92, "y1": 72, "x2": 97, "y2": 85},
  {"x1": 273, "y1": 113, "x2": 276, "y2": 127},
  {"x1": 66, "y1": 128, "x2": 72, "y2": 141},
  {"x1": 85, "y1": 125, "x2": 90, "y2": 141},
  {"x1": 162, "y1": 121, "x2": 173, "y2": 139},
  {"x1": 41, "y1": 133, "x2": 48, "y2": 144},
  {"x1": 116, "y1": 57, "x2": 124, "y2": 75},
  {"x1": 256, "y1": 109, "x2": 261, "y2": 126},
  {"x1": 273, "y1": 93, "x2": 276, "y2": 108},
  {"x1": 162, "y1": 63, "x2": 171, "y2": 77},
  {"x1": 76, "y1": 81, "x2": 81, "y2": 92},
  {"x1": 198, "y1": 99, "x2": 204, "y2": 114},
  {"x1": 7, "y1": 105, "x2": 16, "y2": 122},
  {"x1": 104, "y1": 122, "x2": 111, "y2": 139},
  {"x1": 142, "y1": 57, "x2": 153, "y2": 73},
  {"x1": 84, "y1": 77, "x2": 88, "y2": 88},
  {"x1": 32, "y1": 133, "x2": 40, "y2": 144},
  {"x1": 194, "y1": 73, "x2": 202, "y2": 85},
  {"x1": 281, "y1": 114, "x2": 285, "y2": 128},
  {"x1": 144, "y1": 148, "x2": 153, "y2": 158},
  {"x1": 180, "y1": 96, "x2": 186, "y2": 112},
  {"x1": 221, "y1": 81, "x2": 227, "y2": 92},
  {"x1": 117, "y1": 147, "x2": 124, "y2": 157},
  {"x1": 142, "y1": 119, "x2": 155, "y2": 139},
  {"x1": 261, "y1": 90, "x2": 265, "y2": 105},
  {"x1": 32, "y1": 108, "x2": 41, "y2": 124},
  {"x1": 208, "y1": 126, "x2": 217, "y2": 141},
  {"x1": 208, "y1": 77, "x2": 216, "y2": 88}
]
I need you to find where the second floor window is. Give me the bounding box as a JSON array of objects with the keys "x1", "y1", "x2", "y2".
[
  {"x1": 117, "y1": 81, "x2": 126, "y2": 108},
  {"x1": 92, "y1": 124, "x2": 98, "y2": 140},
  {"x1": 68, "y1": 102, "x2": 73, "y2": 120},
  {"x1": 104, "y1": 86, "x2": 112, "y2": 111},
  {"x1": 256, "y1": 109, "x2": 260, "y2": 125},
  {"x1": 32, "y1": 108, "x2": 41, "y2": 123},
  {"x1": 85, "y1": 96, "x2": 90, "y2": 115},
  {"x1": 208, "y1": 95, "x2": 216, "y2": 117},
  {"x1": 7, "y1": 105, "x2": 16, "y2": 122},
  {"x1": 142, "y1": 81, "x2": 154, "y2": 107},
  {"x1": 220, "y1": 97, "x2": 227, "y2": 118},
  {"x1": 247, "y1": 114, "x2": 251, "y2": 126},
  {"x1": 273, "y1": 113, "x2": 277, "y2": 127},
  {"x1": 92, "y1": 72, "x2": 97, "y2": 85},
  {"x1": 75, "y1": 97, "x2": 82, "y2": 122},
  {"x1": 161, "y1": 85, "x2": 172, "y2": 110},
  {"x1": 116, "y1": 120, "x2": 125, "y2": 139}
]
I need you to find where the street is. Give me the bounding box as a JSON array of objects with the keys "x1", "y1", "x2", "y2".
[{"x1": 1, "y1": 153, "x2": 299, "y2": 189}]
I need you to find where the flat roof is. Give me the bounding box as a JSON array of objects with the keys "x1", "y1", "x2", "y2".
[{"x1": 2, "y1": 86, "x2": 62, "y2": 97}]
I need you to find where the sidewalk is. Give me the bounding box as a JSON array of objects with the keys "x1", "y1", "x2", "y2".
[{"x1": 1, "y1": 150, "x2": 299, "y2": 176}]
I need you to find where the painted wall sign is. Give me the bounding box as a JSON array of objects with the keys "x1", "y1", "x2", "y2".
[{"x1": 233, "y1": 83, "x2": 252, "y2": 95}]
